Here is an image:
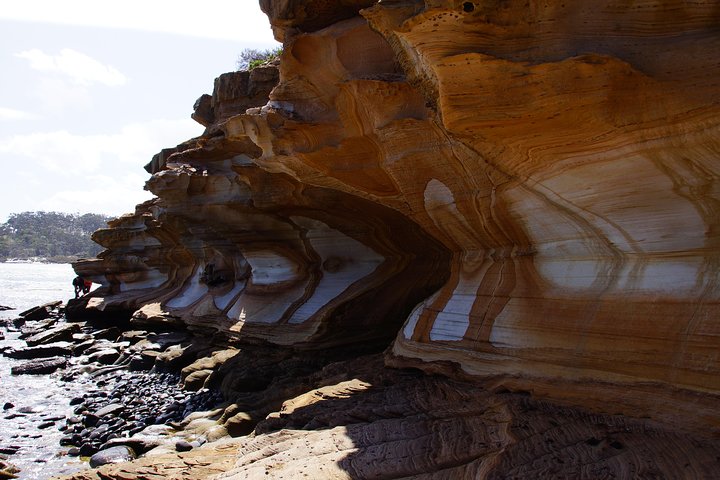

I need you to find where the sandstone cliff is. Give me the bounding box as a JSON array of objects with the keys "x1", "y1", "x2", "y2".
[{"x1": 70, "y1": 0, "x2": 720, "y2": 476}]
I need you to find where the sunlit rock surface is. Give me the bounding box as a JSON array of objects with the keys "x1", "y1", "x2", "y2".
[
  {"x1": 73, "y1": 0, "x2": 720, "y2": 467},
  {"x1": 64, "y1": 355, "x2": 720, "y2": 480}
]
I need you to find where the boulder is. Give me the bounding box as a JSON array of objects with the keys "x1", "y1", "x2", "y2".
[
  {"x1": 18, "y1": 305, "x2": 51, "y2": 321},
  {"x1": 182, "y1": 369, "x2": 213, "y2": 391},
  {"x1": 87, "y1": 348, "x2": 120, "y2": 365},
  {"x1": 181, "y1": 348, "x2": 239, "y2": 390},
  {"x1": 89, "y1": 445, "x2": 136, "y2": 468},
  {"x1": 92, "y1": 327, "x2": 121, "y2": 341},
  {"x1": 10, "y1": 357, "x2": 66, "y2": 375},
  {"x1": 24, "y1": 323, "x2": 80, "y2": 347},
  {"x1": 3, "y1": 342, "x2": 73, "y2": 360}
]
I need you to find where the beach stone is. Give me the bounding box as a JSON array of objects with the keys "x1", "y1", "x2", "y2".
[
  {"x1": 128, "y1": 354, "x2": 153, "y2": 371},
  {"x1": 174, "y1": 440, "x2": 194, "y2": 452},
  {"x1": 3, "y1": 342, "x2": 73, "y2": 360},
  {"x1": 89, "y1": 445, "x2": 136, "y2": 468},
  {"x1": 92, "y1": 327, "x2": 121, "y2": 341},
  {"x1": 88, "y1": 425, "x2": 110, "y2": 441},
  {"x1": 72, "y1": 339, "x2": 95, "y2": 356},
  {"x1": 10, "y1": 357, "x2": 66, "y2": 375},
  {"x1": 18, "y1": 305, "x2": 52, "y2": 321},
  {"x1": 67, "y1": 415, "x2": 83, "y2": 424},
  {"x1": 95, "y1": 403, "x2": 125, "y2": 418},
  {"x1": 2, "y1": 403, "x2": 13, "y2": 411},
  {"x1": 25, "y1": 323, "x2": 80, "y2": 347},
  {"x1": 83, "y1": 414, "x2": 100, "y2": 428},
  {"x1": 78, "y1": 443, "x2": 99, "y2": 457},
  {"x1": 87, "y1": 348, "x2": 120, "y2": 365}
]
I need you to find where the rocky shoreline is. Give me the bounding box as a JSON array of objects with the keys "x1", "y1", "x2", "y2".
[
  {"x1": 3, "y1": 300, "x2": 720, "y2": 479},
  {"x1": 0, "y1": 302, "x2": 228, "y2": 478},
  {"x1": 0, "y1": 299, "x2": 391, "y2": 479}
]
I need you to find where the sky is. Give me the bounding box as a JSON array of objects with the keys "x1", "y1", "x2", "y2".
[{"x1": 0, "y1": 0, "x2": 279, "y2": 223}]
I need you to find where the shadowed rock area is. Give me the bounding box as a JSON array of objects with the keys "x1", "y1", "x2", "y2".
[{"x1": 63, "y1": 0, "x2": 720, "y2": 478}]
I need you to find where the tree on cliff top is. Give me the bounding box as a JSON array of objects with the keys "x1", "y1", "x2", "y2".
[
  {"x1": 0, "y1": 211, "x2": 112, "y2": 263},
  {"x1": 236, "y1": 47, "x2": 282, "y2": 71}
]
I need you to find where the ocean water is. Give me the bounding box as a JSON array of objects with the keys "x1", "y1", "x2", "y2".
[
  {"x1": 0, "y1": 262, "x2": 88, "y2": 479},
  {"x1": 0, "y1": 263, "x2": 75, "y2": 318}
]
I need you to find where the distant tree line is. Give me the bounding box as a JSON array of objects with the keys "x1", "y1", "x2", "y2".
[{"x1": 0, "y1": 211, "x2": 112, "y2": 263}]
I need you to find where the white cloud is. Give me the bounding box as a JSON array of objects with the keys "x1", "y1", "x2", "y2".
[
  {"x1": 0, "y1": 118, "x2": 201, "y2": 173},
  {"x1": 36, "y1": 175, "x2": 155, "y2": 218},
  {"x1": 0, "y1": 0, "x2": 278, "y2": 44},
  {"x1": 0, "y1": 107, "x2": 38, "y2": 121},
  {"x1": 0, "y1": 118, "x2": 202, "y2": 218},
  {"x1": 15, "y1": 48, "x2": 127, "y2": 87}
]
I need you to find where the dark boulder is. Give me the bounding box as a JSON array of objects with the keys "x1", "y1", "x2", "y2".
[
  {"x1": 18, "y1": 301, "x2": 61, "y2": 320},
  {"x1": 88, "y1": 445, "x2": 136, "y2": 468},
  {"x1": 3, "y1": 342, "x2": 73, "y2": 360},
  {"x1": 10, "y1": 357, "x2": 66, "y2": 375},
  {"x1": 18, "y1": 305, "x2": 51, "y2": 321},
  {"x1": 87, "y1": 348, "x2": 120, "y2": 365}
]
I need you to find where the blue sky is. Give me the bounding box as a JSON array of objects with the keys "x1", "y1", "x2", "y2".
[{"x1": 0, "y1": 0, "x2": 278, "y2": 222}]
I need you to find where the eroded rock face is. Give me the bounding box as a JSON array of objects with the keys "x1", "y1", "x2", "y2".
[
  {"x1": 74, "y1": 61, "x2": 448, "y2": 349},
  {"x1": 75, "y1": 0, "x2": 720, "y2": 432}
]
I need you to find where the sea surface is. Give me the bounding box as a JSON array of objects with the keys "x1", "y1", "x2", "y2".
[{"x1": 0, "y1": 262, "x2": 88, "y2": 479}]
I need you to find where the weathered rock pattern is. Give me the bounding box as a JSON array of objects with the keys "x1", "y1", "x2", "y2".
[
  {"x1": 63, "y1": 355, "x2": 720, "y2": 479},
  {"x1": 69, "y1": 0, "x2": 720, "y2": 476}
]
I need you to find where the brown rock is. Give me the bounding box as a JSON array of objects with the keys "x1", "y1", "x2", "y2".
[
  {"x1": 57, "y1": 356, "x2": 720, "y2": 480},
  {"x1": 10, "y1": 357, "x2": 66, "y2": 375},
  {"x1": 181, "y1": 349, "x2": 239, "y2": 390},
  {"x1": 24, "y1": 323, "x2": 80, "y2": 347},
  {"x1": 70, "y1": 0, "x2": 720, "y2": 451},
  {"x1": 3, "y1": 342, "x2": 73, "y2": 360}
]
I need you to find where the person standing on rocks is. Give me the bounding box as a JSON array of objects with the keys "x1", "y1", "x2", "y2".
[{"x1": 73, "y1": 276, "x2": 91, "y2": 298}]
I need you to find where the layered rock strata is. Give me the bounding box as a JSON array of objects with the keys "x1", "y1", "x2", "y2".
[
  {"x1": 66, "y1": 355, "x2": 720, "y2": 480},
  {"x1": 74, "y1": 0, "x2": 720, "y2": 449}
]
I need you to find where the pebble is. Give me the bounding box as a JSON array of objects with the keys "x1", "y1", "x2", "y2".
[{"x1": 58, "y1": 371, "x2": 222, "y2": 455}]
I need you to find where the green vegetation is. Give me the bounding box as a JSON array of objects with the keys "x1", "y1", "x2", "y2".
[
  {"x1": 236, "y1": 47, "x2": 283, "y2": 71},
  {"x1": 0, "y1": 211, "x2": 112, "y2": 263}
]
